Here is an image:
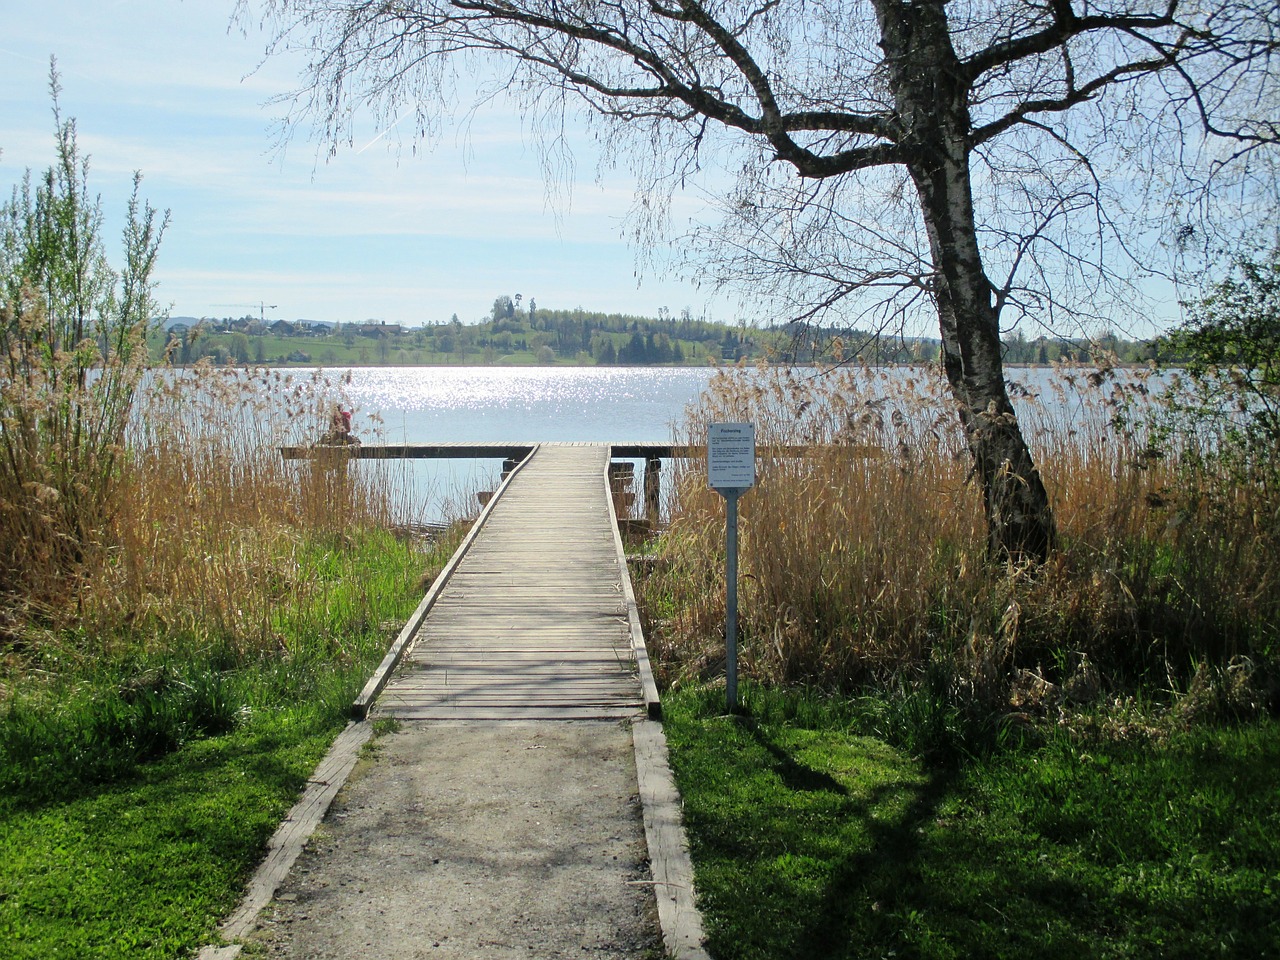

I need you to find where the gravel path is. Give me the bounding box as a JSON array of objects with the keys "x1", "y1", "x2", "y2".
[{"x1": 240, "y1": 720, "x2": 662, "y2": 959}]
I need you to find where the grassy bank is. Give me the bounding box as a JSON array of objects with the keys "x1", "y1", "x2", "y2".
[
  {"x1": 662, "y1": 684, "x2": 1279, "y2": 960},
  {"x1": 0, "y1": 362, "x2": 464, "y2": 957},
  {"x1": 0, "y1": 526, "x2": 456, "y2": 959},
  {"x1": 638, "y1": 361, "x2": 1279, "y2": 957}
]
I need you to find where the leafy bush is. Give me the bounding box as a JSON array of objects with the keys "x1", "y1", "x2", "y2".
[
  {"x1": 1155, "y1": 248, "x2": 1280, "y2": 492},
  {"x1": 0, "y1": 65, "x2": 167, "y2": 615}
]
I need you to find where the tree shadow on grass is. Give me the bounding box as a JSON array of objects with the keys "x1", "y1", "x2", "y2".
[
  {"x1": 783, "y1": 758, "x2": 963, "y2": 960},
  {"x1": 710, "y1": 720, "x2": 1280, "y2": 960},
  {"x1": 0, "y1": 716, "x2": 333, "y2": 814},
  {"x1": 745, "y1": 720, "x2": 850, "y2": 796},
  {"x1": 0, "y1": 722, "x2": 340, "y2": 960}
]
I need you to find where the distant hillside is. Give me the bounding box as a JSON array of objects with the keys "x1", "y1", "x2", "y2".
[{"x1": 149, "y1": 302, "x2": 1152, "y2": 367}]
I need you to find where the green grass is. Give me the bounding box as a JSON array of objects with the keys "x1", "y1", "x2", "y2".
[
  {"x1": 0, "y1": 723, "x2": 332, "y2": 958},
  {"x1": 662, "y1": 683, "x2": 1280, "y2": 960},
  {"x1": 0, "y1": 526, "x2": 454, "y2": 958}
]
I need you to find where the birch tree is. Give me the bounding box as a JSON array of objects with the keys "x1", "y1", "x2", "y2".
[{"x1": 244, "y1": 0, "x2": 1279, "y2": 560}]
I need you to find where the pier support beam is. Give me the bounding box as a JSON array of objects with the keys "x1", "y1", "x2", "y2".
[
  {"x1": 643, "y1": 457, "x2": 661, "y2": 524},
  {"x1": 609, "y1": 462, "x2": 636, "y2": 517}
]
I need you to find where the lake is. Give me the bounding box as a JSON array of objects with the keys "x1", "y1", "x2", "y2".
[
  {"x1": 298, "y1": 364, "x2": 1150, "y2": 523},
  {"x1": 343, "y1": 366, "x2": 717, "y2": 444},
  {"x1": 335, "y1": 366, "x2": 718, "y2": 522}
]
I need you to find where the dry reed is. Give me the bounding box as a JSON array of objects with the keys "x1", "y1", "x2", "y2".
[
  {"x1": 110, "y1": 364, "x2": 410, "y2": 649},
  {"x1": 645, "y1": 361, "x2": 1279, "y2": 709},
  {"x1": 2, "y1": 360, "x2": 421, "y2": 667}
]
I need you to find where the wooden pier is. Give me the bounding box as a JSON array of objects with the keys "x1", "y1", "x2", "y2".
[
  {"x1": 279, "y1": 440, "x2": 703, "y2": 460},
  {"x1": 363, "y1": 444, "x2": 656, "y2": 720},
  {"x1": 208, "y1": 442, "x2": 710, "y2": 960},
  {"x1": 280, "y1": 439, "x2": 846, "y2": 526}
]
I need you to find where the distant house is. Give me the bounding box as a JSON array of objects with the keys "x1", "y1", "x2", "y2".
[
  {"x1": 269, "y1": 319, "x2": 296, "y2": 337},
  {"x1": 358, "y1": 321, "x2": 403, "y2": 338}
]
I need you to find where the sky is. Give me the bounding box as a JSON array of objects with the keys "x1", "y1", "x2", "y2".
[{"x1": 0, "y1": 1, "x2": 726, "y2": 327}]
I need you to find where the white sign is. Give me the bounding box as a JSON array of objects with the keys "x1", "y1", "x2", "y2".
[{"x1": 708, "y1": 422, "x2": 756, "y2": 490}]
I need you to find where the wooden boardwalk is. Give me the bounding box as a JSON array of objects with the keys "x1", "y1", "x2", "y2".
[{"x1": 374, "y1": 444, "x2": 643, "y2": 720}]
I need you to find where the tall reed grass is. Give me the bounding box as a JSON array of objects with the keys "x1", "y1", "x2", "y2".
[
  {"x1": 106, "y1": 364, "x2": 396, "y2": 650},
  {"x1": 644, "y1": 362, "x2": 1279, "y2": 718},
  {"x1": 2, "y1": 360, "x2": 434, "y2": 690},
  {"x1": 0, "y1": 359, "x2": 449, "y2": 801}
]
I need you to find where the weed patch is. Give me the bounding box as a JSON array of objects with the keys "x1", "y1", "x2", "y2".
[{"x1": 663, "y1": 684, "x2": 1280, "y2": 960}]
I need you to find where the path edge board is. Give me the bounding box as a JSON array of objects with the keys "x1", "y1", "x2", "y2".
[
  {"x1": 633, "y1": 718, "x2": 712, "y2": 960},
  {"x1": 606, "y1": 456, "x2": 710, "y2": 957},
  {"x1": 195, "y1": 720, "x2": 373, "y2": 960}
]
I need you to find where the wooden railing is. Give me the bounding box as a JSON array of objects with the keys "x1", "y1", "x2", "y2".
[{"x1": 280, "y1": 441, "x2": 880, "y2": 523}]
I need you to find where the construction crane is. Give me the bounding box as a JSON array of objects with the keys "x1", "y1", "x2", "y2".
[{"x1": 212, "y1": 302, "x2": 278, "y2": 323}]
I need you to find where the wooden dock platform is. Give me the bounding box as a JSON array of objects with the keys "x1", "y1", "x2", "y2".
[
  {"x1": 280, "y1": 440, "x2": 703, "y2": 461},
  {"x1": 372, "y1": 444, "x2": 645, "y2": 720},
  {"x1": 205, "y1": 442, "x2": 709, "y2": 960}
]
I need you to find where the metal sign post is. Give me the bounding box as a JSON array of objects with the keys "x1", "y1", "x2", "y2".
[{"x1": 707, "y1": 423, "x2": 756, "y2": 711}]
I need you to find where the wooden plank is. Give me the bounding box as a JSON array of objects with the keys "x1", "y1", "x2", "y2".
[
  {"x1": 374, "y1": 706, "x2": 641, "y2": 720},
  {"x1": 379, "y1": 696, "x2": 639, "y2": 707},
  {"x1": 395, "y1": 692, "x2": 634, "y2": 700},
  {"x1": 386, "y1": 685, "x2": 639, "y2": 696},
  {"x1": 281, "y1": 442, "x2": 535, "y2": 460},
  {"x1": 633, "y1": 719, "x2": 711, "y2": 960},
  {"x1": 196, "y1": 721, "x2": 373, "y2": 959}
]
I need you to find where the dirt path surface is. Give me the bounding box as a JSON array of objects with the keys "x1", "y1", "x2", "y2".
[{"x1": 241, "y1": 720, "x2": 662, "y2": 959}]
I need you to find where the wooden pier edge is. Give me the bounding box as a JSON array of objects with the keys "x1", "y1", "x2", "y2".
[
  {"x1": 196, "y1": 720, "x2": 373, "y2": 960},
  {"x1": 602, "y1": 457, "x2": 662, "y2": 719},
  {"x1": 350, "y1": 445, "x2": 539, "y2": 719}
]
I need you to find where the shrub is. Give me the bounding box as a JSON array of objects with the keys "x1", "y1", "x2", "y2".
[
  {"x1": 644, "y1": 362, "x2": 1278, "y2": 717},
  {"x1": 1153, "y1": 247, "x2": 1280, "y2": 493},
  {"x1": 0, "y1": 65, "x2": 167, "y2": 617}
]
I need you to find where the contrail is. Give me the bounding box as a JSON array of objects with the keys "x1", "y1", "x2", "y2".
[{"x1": 357, "y1": 109, "x2": 414, "y2": 154}]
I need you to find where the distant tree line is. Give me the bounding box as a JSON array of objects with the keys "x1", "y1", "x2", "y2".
[
  {"x1": 1000, "y1": 330, "x2": 1156, "y2": 366},
  {"x1": 152, "y1": 296, "x2": 1158, "y2": 368}
]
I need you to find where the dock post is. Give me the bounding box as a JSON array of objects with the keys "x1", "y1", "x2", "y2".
[
  {"x1": 609, "y1": 461, "x2": 636, "y2": 518},
  {"x1": 311, "y1": 445, "x2": 350, "y2": 527},
  {"x1": 643, "y1": 457, "x2": 661, "y2": 523}
]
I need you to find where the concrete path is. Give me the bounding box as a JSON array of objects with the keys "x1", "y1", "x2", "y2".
[
  {"x1": 241, "y1": 722, "x2": 659, "y2": 959},
  {"x1": 200, "y1": 445, "x2": 706, "y2": 959}
]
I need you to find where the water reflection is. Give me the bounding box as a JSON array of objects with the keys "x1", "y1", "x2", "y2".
[
  {"x1": 343, "y1": 366, "x2": 716, "y2": 444},
  {"x1": 140, "y1": 364, "x2": 1158, "y2": 525}
]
